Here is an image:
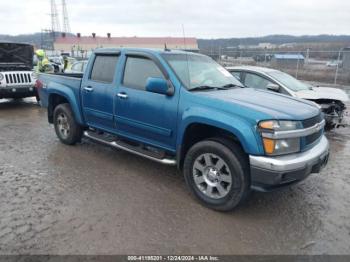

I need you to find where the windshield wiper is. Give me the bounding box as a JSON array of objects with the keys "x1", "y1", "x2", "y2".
[
  {"x1": 189, "y1": 84, "x2": 244, "y2": 92},
  {"x1": 189, "y1": 85, "x2": 220, "y2": 92},
  {"x1": 220, "y1": 83, "x2": 244, "y2": 89}
]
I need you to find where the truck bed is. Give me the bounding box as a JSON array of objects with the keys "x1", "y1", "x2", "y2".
[{"x1": 38, "y1": 73, "x2": 83, "y2": 108}]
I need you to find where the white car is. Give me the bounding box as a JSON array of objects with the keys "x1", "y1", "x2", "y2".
[
  {"x1": 227, "y1": 66, "x2": 349, "y2": 129},
  {"x1": 48, "y1": 56, "x2": 65, "y2": 73},
  {"x1": 64, "y1": 60, "x2": 88, "y2": 74},
  {"x1": 326, "y1": 60, "x2": 342, "y2": 67}
]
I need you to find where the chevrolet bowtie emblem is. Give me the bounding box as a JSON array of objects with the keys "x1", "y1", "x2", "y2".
[{"x1": 315, "y1": 122, "x2": 322, "y2": 131}]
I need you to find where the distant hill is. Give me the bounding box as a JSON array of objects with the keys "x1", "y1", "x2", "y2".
[
  {"x1": 198, "y1": 35, "x2": 350, "y2": 51},
  {"x1": 0, "y1": 32, "x2": 74, "y2": 48},
  {"x1": 1, "y1": 33, "x2": 350, "y2": 50},
  {"x1": 0, "y1": 33, "x2": 43, "y2": 47}
]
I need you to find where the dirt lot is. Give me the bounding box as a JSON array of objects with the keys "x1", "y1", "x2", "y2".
[{"x1": 0, "y1": 98, "x2": 349, "y2": 255}]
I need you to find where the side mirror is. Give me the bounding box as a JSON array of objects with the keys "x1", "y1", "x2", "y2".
[
  {"x1": 266, "y1": 83, "x2": 280, "y2": 92},
  {"x1": 146, "y1": 77, "x2": 174, "y2": 96}
]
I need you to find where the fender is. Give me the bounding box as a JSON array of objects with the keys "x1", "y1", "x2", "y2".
[
  {"x1": 47, "y1": 83, "x2": 85, "y2": 125},
  {"x1": 177, "y1": 106, "x2": 264, "y2": 155}
]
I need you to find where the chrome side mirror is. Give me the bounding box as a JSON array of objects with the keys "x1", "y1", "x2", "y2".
[{"x1": 266, "y1": 83, "x2": 280, "y2": 92}]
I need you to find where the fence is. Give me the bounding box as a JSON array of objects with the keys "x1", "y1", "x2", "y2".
[{"x1": 200, "y1": 49, "x2": 350, "y2": 86}]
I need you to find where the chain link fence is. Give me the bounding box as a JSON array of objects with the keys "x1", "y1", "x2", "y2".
[{"x1": 200, "y1": 49, "x2": 350, "y2": 87}]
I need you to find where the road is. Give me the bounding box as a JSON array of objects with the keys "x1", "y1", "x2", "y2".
[{"x1": 0, "y1": 98, "x2": 349, "y2": 255}]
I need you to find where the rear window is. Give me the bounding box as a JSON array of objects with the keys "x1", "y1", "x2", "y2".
[{"x1": 90, "y1": 55, "x2": 119, "y2": 83}]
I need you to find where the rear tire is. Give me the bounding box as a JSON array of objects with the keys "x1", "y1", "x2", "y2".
[
  {"x1": 53, "y1": 103, "x2": 83, "y2": 145},
  {"x1": 183, "y1": 138, "x2": 250, "y2": 211}
]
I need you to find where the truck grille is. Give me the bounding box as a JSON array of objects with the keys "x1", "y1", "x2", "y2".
[
  {"x1": 302, "y1": 113, "x2": 324, "y2": 146},
  {"x1": 305, "y1": 130, "x2": 323, "y2": 145},
  {"x1": 4, "y1": 73, "x2": 32, "y2": 84},
  {"x1": 302, "y1": 113, "x2": 323, "y2": 128}
]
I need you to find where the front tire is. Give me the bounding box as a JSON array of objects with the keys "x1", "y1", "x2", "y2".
[
  {"x1": 53, "y1": 103, "x2": 83, "y2": 145},
  {"x1": 183, "y1": 138, "x2": 250, "y2": 211}
]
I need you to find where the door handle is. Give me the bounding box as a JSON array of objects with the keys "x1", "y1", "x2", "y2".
[
  {"x1": 83, "y1": 86, "x2": 94, "y2": 92},
  {"x1": 117, "y1": 92, "x2": 128, "y2": 99}
]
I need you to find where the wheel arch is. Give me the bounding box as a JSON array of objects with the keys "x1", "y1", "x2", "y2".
[
  {"x1": 177, "y1": 118, "x2": 261, "y2": 170},
  {"x1": 48, "y1": 90, "x2": 83, "y2": 125}
]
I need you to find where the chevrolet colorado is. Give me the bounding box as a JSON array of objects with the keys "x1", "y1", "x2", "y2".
[{"x1": 37, "y1": 48, "x2": 329, "y2": 211}]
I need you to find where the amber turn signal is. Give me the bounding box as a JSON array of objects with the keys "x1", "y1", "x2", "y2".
[{"x1": 262, "y1": 138, "x2": 275, "y2": 154}]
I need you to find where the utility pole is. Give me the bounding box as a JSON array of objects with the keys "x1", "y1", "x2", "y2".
[
  {"x1": 41, "y1": 29, "x2": 54, "y2": 50},
  {"x1": 62, "y1": 0, "x2": 71, "y2": 33},
  {"x1": 334, "y1": 48, "x2": 342, "y2": 85},
  {"x1": 306, "y1": 48, "x2": 310, "y2": 64},
  {"x1": 296, "y1": 56, "x2": 300, "y2": 79}
]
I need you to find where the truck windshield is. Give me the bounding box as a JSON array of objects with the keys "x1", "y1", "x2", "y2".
[
  {"x1": 163, "y1": 54, "x2": 244, "y2": 90},
  {"x1": 267, "y1": 71, "x2": 311, "y2": 92}
]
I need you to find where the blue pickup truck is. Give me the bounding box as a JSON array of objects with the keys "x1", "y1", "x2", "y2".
[{"x1": 37, "y1": 48, "x2": 329, "y2": 211}]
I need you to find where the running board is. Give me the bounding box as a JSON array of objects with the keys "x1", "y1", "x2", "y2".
[{"x1": 83, "y1": 131, "x2": 176, "y2": 166}]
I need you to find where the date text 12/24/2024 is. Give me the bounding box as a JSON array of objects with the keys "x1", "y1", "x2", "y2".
[{"x1": 127, "y1": 256, "x2": 220, "y2": 261}]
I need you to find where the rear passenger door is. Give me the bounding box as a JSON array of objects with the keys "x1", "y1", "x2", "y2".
[
  {"x1": 81, "y1": 54, "x2": 119, "y2": 131},
  {"x1": 115, "y1": 54, "x2": 179, "y2": 152}
]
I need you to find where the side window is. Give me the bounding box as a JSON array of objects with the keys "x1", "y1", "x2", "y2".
[
  {"x1": 244, "y1": 73, "x2": 274, "y2": 90},
  {"x1": 231, "y1": 71, "x2": 242, "y2": 81},
  {"x1": 123, "y1": 57, "x2": 164, "y2": 90},
  {"x1": 90, "y1": 55, "x2": 119, "y2": 83}
]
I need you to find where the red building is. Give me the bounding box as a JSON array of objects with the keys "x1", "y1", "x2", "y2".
[{"x1": 54, "y1": 34, "x2": 198, "y2": 56}]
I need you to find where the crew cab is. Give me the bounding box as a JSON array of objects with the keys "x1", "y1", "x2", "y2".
[
  {"x1": 0, "y1": 42, "x2": 36, "y2": 99},
  {"x1": 37, "y1": 48, "x2": 329, "y2": 211}
]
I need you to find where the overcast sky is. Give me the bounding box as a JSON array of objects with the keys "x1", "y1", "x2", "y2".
[{"x1": 1, "y1": 0, "x2": 350, "y2": 38}]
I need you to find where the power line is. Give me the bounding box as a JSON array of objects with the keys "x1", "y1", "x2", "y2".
[
  {"x1": 50, "y1": 0, "x2": 61, "y2": 33},
  {"x1": 62, "y1": 0, "x2": 71, "y2": 33}
]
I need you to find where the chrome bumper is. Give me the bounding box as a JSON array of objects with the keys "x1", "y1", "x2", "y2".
[
  {"x1": 250, "y1": 135, "x2": 329, "y2": 172},
  {"x1": 249, "y1": 136, "x2": 329, "y2": 191}
]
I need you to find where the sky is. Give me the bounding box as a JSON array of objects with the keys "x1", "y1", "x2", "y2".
[{"x1": 1, "y1": 0, "x2": 350, "y2": 38}]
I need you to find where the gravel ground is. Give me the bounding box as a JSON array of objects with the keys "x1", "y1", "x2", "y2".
[{"x1": 0, "y1": 98, "x2": 349, "y2": 255}]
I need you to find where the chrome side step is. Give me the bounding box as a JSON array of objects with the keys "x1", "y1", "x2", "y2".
[{"x1": 83, "y1": 131, "x2": 176, "y2": 166}]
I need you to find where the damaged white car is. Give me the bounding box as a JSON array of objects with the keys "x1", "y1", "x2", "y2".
[{"x1": 227, "y1": 66, "x2": 349, "y2": 129}]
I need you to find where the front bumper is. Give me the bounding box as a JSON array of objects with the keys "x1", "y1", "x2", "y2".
[
  {"x1": 249, "y1": 135, "x2": 329, "y2": 191},
  {"x1": 0, "y1": 86, "x2": 36, "y2": 99}
]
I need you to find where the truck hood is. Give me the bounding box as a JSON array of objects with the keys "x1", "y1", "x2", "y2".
[
  {"x1": 0, "y1": 42, "x2": 34, "y2": 70},
  {"x1": 197, "y1": 88, "x2": 320, "y2": 121},
  {"x1": 295, "y1": 86, "x2": 349, "y2": 102}
]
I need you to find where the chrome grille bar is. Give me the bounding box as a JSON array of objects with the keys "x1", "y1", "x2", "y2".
[
  {"x1": 261, "y1": 120, "x2": 326, "y2": 139},
  {"x1": 3, "y1": 72, "x2": 32, "y2": 84}
]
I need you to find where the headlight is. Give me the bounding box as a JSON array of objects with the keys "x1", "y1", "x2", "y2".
[
  {"x1": 31, "y1": 72, "x2": 37, "y2": 80},
  {"x1": 259, "y1": 120, "x2": 299, "y2": 131},
  {"x1": 259, "y1": 120, "x2": 301, "y2": 156},
  {"x1": 0, "y1": 73, "x2": 4, "y2": 81}
]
